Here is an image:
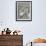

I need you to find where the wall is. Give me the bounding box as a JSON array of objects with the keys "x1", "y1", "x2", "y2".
[{"x1": 0, "y1": 0, "x2": 46, "y2": 45}]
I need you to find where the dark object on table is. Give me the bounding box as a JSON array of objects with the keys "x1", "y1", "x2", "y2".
[
  {"x1": 6, "y1": 28, "x2": 11, "y2": 35},
  {"x1": 13, "y1": 31, "x2": 18, "y2": 35},
  {"x1": 31, "y1": 42, "x2": 32, "y2": 46},
  {"x1": 2, "y1": 29, "x2": 6, "y2": 35}
]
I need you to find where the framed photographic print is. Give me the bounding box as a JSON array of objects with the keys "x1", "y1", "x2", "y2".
[{"x1": 16, "y1": 1, "x2": 32, "y2": 21}]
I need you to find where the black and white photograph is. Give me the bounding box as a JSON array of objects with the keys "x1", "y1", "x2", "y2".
[{"x1": 16, "y1": 1, "x2": 32, "y2": 21}]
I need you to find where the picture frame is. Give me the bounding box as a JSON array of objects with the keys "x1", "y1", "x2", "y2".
[{"x1": 16, "y1": 1, "x2": 32, "y2": 21}]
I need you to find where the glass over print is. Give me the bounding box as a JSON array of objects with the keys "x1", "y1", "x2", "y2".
[{"x1": 16, "y1": 1, "x2": 32, "y2": 21}]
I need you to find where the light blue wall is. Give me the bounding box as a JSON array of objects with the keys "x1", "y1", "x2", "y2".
[{"x1": 0, "y1": 0, "x2": 46, "y2": 45}]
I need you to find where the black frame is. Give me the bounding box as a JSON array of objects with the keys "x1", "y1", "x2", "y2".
[{"x1": 16, "y1": 1, "x2": 32, "y2": 21}]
